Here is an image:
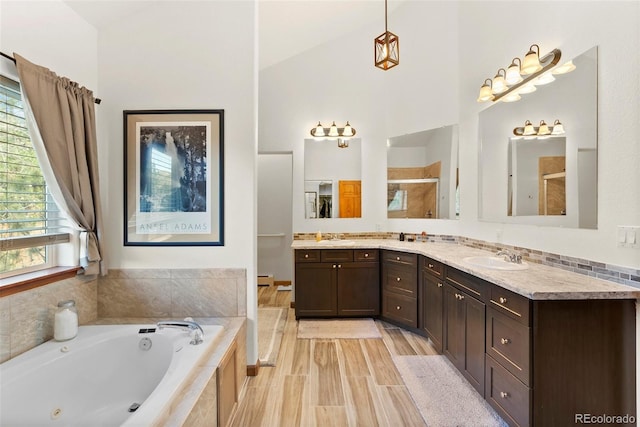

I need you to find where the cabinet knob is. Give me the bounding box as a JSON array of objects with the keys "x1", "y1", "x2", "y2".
[
  {"x1": 500, "y1": 392, "x2": 509, "y2": 399},
  {"x1": 304, "y1": 254, "x2": 309, "y2": 258},
  {"x1": 338, "y1": 264, "x2": 342, "y2": 268},
  {"x1": 396, "y1": 305, "x2": 401, "y2": 310},
  {"x1": 459, "y1": 294, "x2": 465, "y2": 300},
  {"x1": 499, "y1": 297, "x2": 508, "y2": 304},
  {"x1": 364, "y1": 253, "x2": 369, "y2": 258},
  {"x1": 437, "y1": 283, "x2": 443, "y2": 288},
  {"x1": 500, "y1": 338, "x2": 511, "y2": 345},
  {"x1": 396, "y1": 277, "x2": 401, "y2": 282},
  {"x1": 396, "y1": 256, "x2": 401, "y2": 261},
  {"x1": 455, "y1": 293, "x2": 460, "y2": 300},
  {"x1": 428, "y1": 263, "x2": 434, "y2": 268},
  {"x1": 333, "y1": 265, "x2": 337, "y2": 268}
]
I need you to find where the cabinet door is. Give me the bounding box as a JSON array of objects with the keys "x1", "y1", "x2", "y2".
[
  {"x1": 421, "y1": 273, "x2": 444, "y2": 353},
  {"x1": 444, "y1": 283, "x2": 486, "y2": 396},
  {"x1": 443, "y1": 283, "x2": 465, "y2": 370},
  {"x1": 337, "y1": 262, "x2": 380, "y2": 316},
  {"x1": 295, "y1": 262, "x2": 337, "y2": 317},
  {"x1": 464, "y1": 293, "x2": 486, "y2": 397}
]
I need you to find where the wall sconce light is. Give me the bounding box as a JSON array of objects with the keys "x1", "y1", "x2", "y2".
[
  {"x1": 477, "y1": 44, "x2": 576, "y2": 103},
  {"x1": 513, "y1": 119, "x2": 565, "y2": 137},
  {"x1": 310, "y1": 121, "x2": 357, "y2": 148},
  {"x1": 374, "y1": 0, "x2": 399, "y2": 70}
]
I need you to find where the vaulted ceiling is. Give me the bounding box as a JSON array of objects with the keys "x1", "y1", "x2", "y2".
[{"x1": 64, "y1": 0, "x2": 404, "y2": 69}]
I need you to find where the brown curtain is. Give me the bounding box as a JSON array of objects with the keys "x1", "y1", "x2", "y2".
[{"x1": 14, "y1": 54, "x2": 105, "y2": 275}]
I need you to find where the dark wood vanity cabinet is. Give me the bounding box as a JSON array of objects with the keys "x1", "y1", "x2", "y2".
[
  {"x1": 484, "y1": 285, "x2": 636, "y2": 427},
  {"x1": 381, "y1": 250, "x2": 419, "y2": 328},
  {"x1": 294, "y1": 249, "x2": 379, "y2": 318},
  {"x1": 419, "y1": 256, "x2": 444, "y2": 352}
]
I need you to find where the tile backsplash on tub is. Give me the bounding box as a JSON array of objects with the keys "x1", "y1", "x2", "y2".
[
  {"x1": 0, "y1": 274, "x2": 98, "y2": 362},
  {"x1": 97, "y1": 268, "x2": 247, "y2": 318}
]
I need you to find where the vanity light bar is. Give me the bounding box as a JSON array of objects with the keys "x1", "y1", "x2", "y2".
[
  {"x1": 513, "y1": 119, "x2": 565, "y2": 137},
  {"x1": 310, "y1": 121, "x2": 356, "y2": 139},
  {"x1": 477, "y1": 44, "x2": 563, "y2": 103}
]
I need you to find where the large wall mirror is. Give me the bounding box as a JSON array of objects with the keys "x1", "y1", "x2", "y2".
[
  {"x1": 479, "y1": 46, "x2": 597, "y2": 229},
  {"x1": 304, "y1": 138, "x2": 361, "y2": 219},
  {"x1": 387, "y1": 125, "x2": 459, "y2": 219}
]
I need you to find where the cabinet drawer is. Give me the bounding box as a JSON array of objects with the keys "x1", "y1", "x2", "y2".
[
  {"x1": 354, "y1": 249, "x2": 378, "y2": 262},
  {"x1": 421, "y1": 256, "x2": 444, "y2": 279},
  {"x1": 383, "y1": 250, "x2": 418, "y2": 267},
  {"x1": 382, "y1": 264, "x2": 417, "y2": 296},
  {"x1": 446, "y1": 267, "x2": 488, "y2": 301},
  {"x1": 486, "y1": 308, "x2": 531, "y2": 385},
  {"x1": 490, "y1": 285, "x2": 531, "y2": 326},
  {"x1": 321, "y1": 250, "x2": 353, "y2": 262},
  {"x1": 296, "y1": 250, "x2": 320, "y2": 262},
  {"x1": 382, "y1": 291, "x2": 418, "y2": 328},
  {"x1": 485, "y1": 355, "x2": 531, "y2": 427}
]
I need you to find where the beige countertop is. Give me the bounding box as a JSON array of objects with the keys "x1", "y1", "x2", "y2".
[{"x1": 291, "y1": 239, "x2": 640, "y2": 300}]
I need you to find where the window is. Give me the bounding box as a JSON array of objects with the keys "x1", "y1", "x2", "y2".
[{"x1": 0, "y1": 74, "x2": 68, "y2": 278}]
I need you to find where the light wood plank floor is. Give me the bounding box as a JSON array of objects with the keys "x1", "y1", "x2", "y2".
[{"x1": 233, "y1": 286, "x2": 438, "y2": 426}]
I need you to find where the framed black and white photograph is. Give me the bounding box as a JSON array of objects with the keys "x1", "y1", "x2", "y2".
[{"x1": 123, "y1": 109, "x2": 224, "y2": 246}]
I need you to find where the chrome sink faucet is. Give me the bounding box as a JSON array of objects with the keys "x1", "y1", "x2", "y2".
[
  {"x1": 157, "y1": 320, "x2": 204, "y2": 345},
  {"x1": 496, "y1": 250, "x2": 523, "y2": 264}
]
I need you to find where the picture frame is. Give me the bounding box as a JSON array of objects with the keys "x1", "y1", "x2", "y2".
[{"x1": 123, "y1": 109, "x2": 224, "y2": 246}]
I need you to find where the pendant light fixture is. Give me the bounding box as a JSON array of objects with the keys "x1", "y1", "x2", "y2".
[{"x1": 374, "y1": 0, "x2": 399, "y2": 70}]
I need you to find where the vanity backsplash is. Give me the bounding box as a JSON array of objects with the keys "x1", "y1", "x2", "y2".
[{"x1": 293, "y1": 232, "x2": 640, "y2": 288}]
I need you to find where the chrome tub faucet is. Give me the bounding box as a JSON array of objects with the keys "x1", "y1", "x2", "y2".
[{"x1": 156, "y1": 319, "x2": 204, "y2": 345}]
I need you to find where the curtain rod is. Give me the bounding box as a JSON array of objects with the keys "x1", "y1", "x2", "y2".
[{"x1": 1, "y1": 51, "x2": 101, "y2": 104}]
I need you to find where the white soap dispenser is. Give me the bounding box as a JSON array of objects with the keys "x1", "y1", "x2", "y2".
[{"x1": 54, "y1": 300, "x2": 78, "y2": 341}]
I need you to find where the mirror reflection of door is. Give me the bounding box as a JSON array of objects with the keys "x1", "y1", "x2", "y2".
[
  {"x1": 539, "y1": 156, "x2": 566, "y2": 215},
  {"x1": 338, "y1": 180, "x2": 361, "y2": 218}
]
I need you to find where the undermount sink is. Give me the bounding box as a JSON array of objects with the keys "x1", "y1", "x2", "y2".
[
  {"x1": 317, "y1": 240, "x2": 356, "y2": 246},
  {"x1": 462, "y1": 256, "x2": 529, "y2": 271}
]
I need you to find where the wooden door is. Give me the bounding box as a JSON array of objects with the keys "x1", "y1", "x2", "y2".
[{"x1": 338, "y1": 180, "x2": 361, "y2": 218}]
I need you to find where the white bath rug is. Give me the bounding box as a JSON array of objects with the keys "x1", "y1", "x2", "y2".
[
  {"x1": 297, "y1": 318, "x2": 381, "y2": 339},
  {"x1": 393, "y1": 355, "x2": 508, "y2": 427}
]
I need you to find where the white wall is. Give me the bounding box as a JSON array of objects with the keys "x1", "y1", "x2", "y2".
[
  {"x1": 458, "y1": 1, "x2": 640, "y2": 269},
  {"x1": 259, "y1": 0, "x2": 460, "y2": 235},
  {"x1": 97, "y1": 1, "x2": 258, "y2": 362},
  {"x1": 258, "y1": 153, "x2": 293, "y2": 281}
]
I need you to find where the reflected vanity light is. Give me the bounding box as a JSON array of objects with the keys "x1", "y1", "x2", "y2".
[
  {"x1": 477, "y1": 44, "x2": 562, "y2": 103},
  {"x1": 310, "y1": 121, "x2": 356, "y2": 148},
  {"x1": 513, "y1": 119, "x2": 565, "y2": 137}
]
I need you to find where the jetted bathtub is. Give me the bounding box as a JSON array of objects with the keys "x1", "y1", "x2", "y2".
[{"x1": 0, "y1": 323, "x2": 223, "y2": 426}]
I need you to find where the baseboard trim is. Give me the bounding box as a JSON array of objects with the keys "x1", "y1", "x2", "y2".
[
  {"x1": 274, "y1": 280, "x2": 291, "y2": 287},
  {"x1": 247, "y1": 358, "x2": 260, "y2": 376}
]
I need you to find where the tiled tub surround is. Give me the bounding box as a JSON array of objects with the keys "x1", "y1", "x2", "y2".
[
  {"x1": 0, "y1": 274, "x2": 97, "y2": 363},
  {"x1": 98, "y1": 268, "x2": 247, "y2": 318},
  {"x1": 291, "y1": 239, "x2": 640, "y2": 299},
  {"x1": 1, "y1": 267, "x2": 248, "y2": 426},
  {"x1": 294, "y1": 233, "x2": 640, "y2": 288}
]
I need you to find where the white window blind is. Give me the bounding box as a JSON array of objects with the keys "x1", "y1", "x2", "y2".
[{"x1": 0, "y1": 74, "x2": 68, "y2": 276}]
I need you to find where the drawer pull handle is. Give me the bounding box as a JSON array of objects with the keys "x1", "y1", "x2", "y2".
[
  {"x1": 500, "y1": 338, "x2": 511, "y2": 345},
  {"x1": 396, "y1": 277, "x2": 401, "y2": 282},
  {"x1": 428, "y1": 263, "x2": 434, "y2": 268},
  {"x1": 437, "y1": 283, "x2": 443, "y2": 288},
  {"x1": 364, "y1": 253, "x2": 369, "y2": 257},
  {"x1": 396, "y1": 256, "x2": 401, "y2": 261},
  {"x1": 304, "y1": 254, "x2": 309, "y2": 259},
  {"x1": 396, "y1": 305, "x2": 401, "y2": 310},
  {"x1": 500, "y1": 392, "x2": 509, "y2": 399},
  {"x1": 499, "y1": 297, "x2": 508, "y2": 304}
]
